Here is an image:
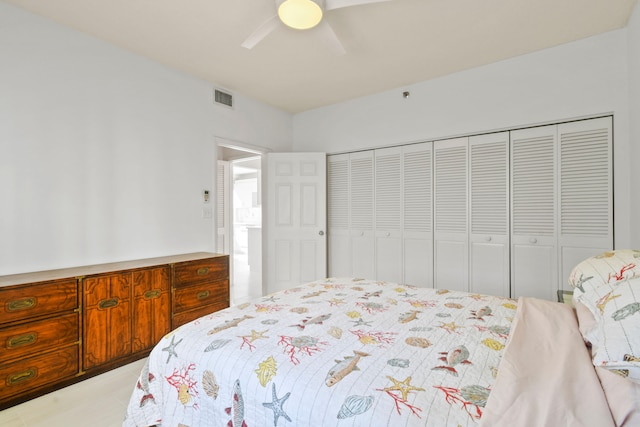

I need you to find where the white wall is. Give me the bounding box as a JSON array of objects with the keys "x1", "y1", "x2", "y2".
[
  {"x1": 0, "y1": 3, "x2": 293, "y2": 275},
  {"x1": 293, "y1": 29, "x2": 633, "y2": 249},
  {"x1": 629, "y1": 1, "x2": 640, "y2": 246}
]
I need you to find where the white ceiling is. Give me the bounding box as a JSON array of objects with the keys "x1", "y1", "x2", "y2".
[{"x1": 4, "y1": 0, "x2": 637, "y2": 113}]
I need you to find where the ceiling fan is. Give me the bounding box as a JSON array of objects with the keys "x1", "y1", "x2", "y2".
[{"x1": 241, "y1": 0, "x2": 392, "y2": 54}]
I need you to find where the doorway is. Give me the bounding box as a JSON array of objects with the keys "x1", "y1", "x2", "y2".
[{"x1": 217, "y1": 144, "x2": 263, "y2": 305}]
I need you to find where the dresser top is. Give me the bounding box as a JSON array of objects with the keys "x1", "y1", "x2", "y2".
[{"x1": 0, "y1": 252, "x2": 227, "y2": 288}]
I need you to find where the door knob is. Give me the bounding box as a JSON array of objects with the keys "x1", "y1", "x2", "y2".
[{"x1": 319, "y1": 230, "x2": 324, "y2": 236}]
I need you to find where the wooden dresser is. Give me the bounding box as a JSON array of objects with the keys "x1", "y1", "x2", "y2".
[{"x1": 0, "y1": 252, "x2": 229, "y2": 410}]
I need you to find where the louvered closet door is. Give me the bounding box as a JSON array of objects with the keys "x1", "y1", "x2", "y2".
[
  {"x1": 327, "y1": 154, "x2": 351, "y2": 277},
  {"x1": 403, "y1": 142, "x2": 433, "y2": 287},
  {"x1": 469, "y1": 132, "x2": 510, "y2": 297},
  {"x1": 510, "y1": 125, "x2": 557, "y2": 300},
  {"x1": 558, "y1": 117, "x2": 613, "y2": 289},
  {"x1": 434, "y1": 137, "x2": 468, "y2": 292},
  {"x1": 375, "y1": 147, "x2": 403, "y2": 283},
  {"x1": 349, "y1": 151, "x2": 375, "y2": 279}
]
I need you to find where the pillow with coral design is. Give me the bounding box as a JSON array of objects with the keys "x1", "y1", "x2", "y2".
[
  {"x1": 580, "y1": 277, "x2": 640, "y2": 384},
  {"x1": 570, "y1": 249, "x2": 640, "y2": 307}
]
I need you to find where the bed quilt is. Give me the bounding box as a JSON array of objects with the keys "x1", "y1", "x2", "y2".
[{"x1": 123, "y1": 278, "x2": 517, "y2": 427}]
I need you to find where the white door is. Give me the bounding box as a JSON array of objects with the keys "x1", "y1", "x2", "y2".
[
  {"x1": 558, "y1": 117, "x2": 613, "y2": 290},
  {"x1": 327, "y1": 154, "x2": 351, "y2": 277},
  {"x1": 469, "y1": 132, "x2": 510, "y2": 297},
  {"x1": 402, "y1": 142, "x2": 433, "y2": 287},
  {"x1": 265, "y1": 153, "x2": 327, "y2": 294},
  {"x1": 433, "y1": 137, "x2": 469, "y2": 292},
  {"x1": 375, "y1": 147, "x2": 403, "y2": 283},
  {"x1": 510, "y1": 125, "x2": 557, "y2": 300},
  {"x1": 349, "y1": 151, "x2": 375, "y2": 279}
]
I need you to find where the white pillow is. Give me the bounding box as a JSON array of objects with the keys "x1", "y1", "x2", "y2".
[
  {"x1": 580, "y1": 277, "x2": 640, "y2": 384},
  {"x1": 569, "y1": 249, "x2": 640, "y2": 299},
  {"x1": 574, "y1": 300, "x2": 599, "y2": 352}
]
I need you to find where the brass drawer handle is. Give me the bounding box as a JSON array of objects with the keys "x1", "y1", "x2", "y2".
[
  {"x1": 98, "y1": 298, "x2": 119, "y2": 309},
  {"x1": 144, "y1": 289, "x2": 161, "y2": 300},
  {"x1": 7, "y1": 297, "x2": 37, "y2": 312},
  {"x1": 9, "y1": 368, "x2": 37, "y2": 385},
  {"x1": 196, "y1": 267, "x2": 210, "y2": 276},
  {"x1": 8, "y1": 332, "x2": 37, "y2": 349},
  {"x1": 196, "y1": 290, "x2": 210, "y2": 300}
]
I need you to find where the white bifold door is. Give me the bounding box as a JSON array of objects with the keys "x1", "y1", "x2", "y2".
[
  {"x1": 510, "y1": 116, "x2": 612, "y2": 299},
  {"x1": 433, "y1": 134, "x2": 510, "y2": 296},
  {"x1": 327, "y1": 144, "x2": 433, "y2": 287},
  {"x1": 433, "y1": 137, "x2": 469, "y2": 292},
  {"x1": 326, "y1": 116, "x2": 612, "y2": 299},
  {"x1": 374, "y1": 145, "x2": 434, "y2": 285},
  {"x1": 327, "y1": 153, "x2": 351, "y2": 277},
  {"x1": 557, "y1": 118, "x2": 613, "y2": 290},
  {"x1": 326, "y1": 150, "x2": 376, "y2": 280},
  {"x1": 510, "y1": 125, "x2": 559, "y2": 300},
  {"x1": 350, "y1": 151, "x2": 376, "y2": 279},
  {"x1": 469, "y1": 132, "x2": 510, "y2": 297},
  {"x1": 375, "y1": 147, "x2": 403, "y2": 282},
  {"x1": 402, "y1": 143, "x2": 433, "y2": 287}
]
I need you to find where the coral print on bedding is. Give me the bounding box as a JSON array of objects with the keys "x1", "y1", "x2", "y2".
[
  {"x1": 579, "y1": 277, "x2": 640, "y2": 383},
  {"x1": 569, "y1": 249, "x2": 640, "y2": 297},
  {"x1": 569, "y1": 249, "x2": 640, "y2": 384},
  {"x1": 123, "y1": 278, "x2": 517, "y2": 427}
]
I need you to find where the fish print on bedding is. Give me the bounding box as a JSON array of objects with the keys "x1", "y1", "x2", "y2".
[{"x1": 123, "y1": 278, "x2": 516, "y2": 427}]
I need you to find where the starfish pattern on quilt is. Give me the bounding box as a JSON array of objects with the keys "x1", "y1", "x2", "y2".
[
  {"x1": 262, "y1": 383, "x2": 291, "y2": 426},
  {"x1": 161, "y1": 335, "x2": 183, "y2": 364}
]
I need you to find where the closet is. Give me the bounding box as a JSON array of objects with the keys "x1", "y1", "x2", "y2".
[
  {"x1": 327, "y1": 116, "x2": 613, "y2": 299},
  {"x1": 328, "y1": 143, "x2": 433, "y2": 285},
  {"x1": 511, "y1": 117, "x2": 613, "y2": 299},
  {"x1": 327, "y1": 151, "x2": 376, "y2": 279}
]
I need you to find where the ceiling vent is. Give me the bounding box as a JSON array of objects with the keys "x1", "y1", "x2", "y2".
[{"x1": 214, "y1": 89, "x2": 234, "y2": 108}]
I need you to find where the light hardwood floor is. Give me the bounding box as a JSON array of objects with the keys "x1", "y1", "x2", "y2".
[
  {"x1": 0, "y1": 358, "x2": 146, "y2": 427},
  {"x1": 231, "y1": 250, "x2": 262, "y2": 305}
]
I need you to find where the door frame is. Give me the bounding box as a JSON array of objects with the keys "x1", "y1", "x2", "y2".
[{"x1": 215, "y1": 137, "x2": 270, "y2": 301}]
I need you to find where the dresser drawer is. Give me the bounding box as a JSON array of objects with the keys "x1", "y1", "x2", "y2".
[
  {"x1": 173, "y1": 258, "x2": 228, "y2": 288},
  {"x1": 0, "y1": 279, "x2": 78, "y2": 325},
  {"x1": 133, "y1": 266, "x2": 170, "y2": 297},
  {"x1": 83, "y1": 272, "x2": 131, "y2": 308},
  {"x1": 172, "y1": 301, "x2": 230, "y2": 329},
  {"x1": 0, "y1": 345, "x2": 79, "y2": 403},
  {"x1": 0, "y1": 312, "x2": 79, "y2": 364},
  {"x1": 173, "y1": 280, "x2": 229, "y2": 314}
]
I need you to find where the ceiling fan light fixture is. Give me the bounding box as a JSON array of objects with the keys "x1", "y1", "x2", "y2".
[{"x1": 278, "y1": 0, "x2": 323, "y2": 30}]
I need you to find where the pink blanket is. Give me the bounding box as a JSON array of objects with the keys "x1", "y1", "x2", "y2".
[{"x1": 481, "y1": 297, "x2": 614, "y2": 427}]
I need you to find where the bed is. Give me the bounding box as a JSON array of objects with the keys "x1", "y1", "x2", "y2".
[{"x1": 123, "y1": 252, "x2": 640, "y2": 427}]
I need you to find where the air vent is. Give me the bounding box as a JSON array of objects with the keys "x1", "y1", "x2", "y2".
[{"x1": 214, "y1": 89, "x2": 233, "y2": 108}]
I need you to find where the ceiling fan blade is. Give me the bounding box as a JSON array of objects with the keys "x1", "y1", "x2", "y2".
[
  {"x1": 325, "y1": 0, "x2": 391, "y2": 11},
  {"x1": 316, "y1": 20, "x2": 346, "y2": 55},
  {"x1": 241, "y1": 15, "x2": 280, "y2": 49}
]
